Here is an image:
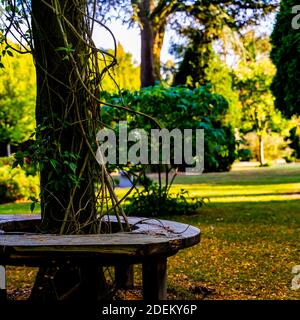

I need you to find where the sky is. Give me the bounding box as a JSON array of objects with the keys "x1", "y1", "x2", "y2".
[{"x1": 93, "y1": 19, "x2": 174, "y2": 64}]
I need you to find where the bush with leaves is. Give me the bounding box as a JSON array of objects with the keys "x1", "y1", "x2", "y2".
[
  {"x1": 0, "y1": 163, "x2": 39, "y2": 204},
  {"x1": 124, "y1": 175, "x2": 206, "y2": 217},
  {"x1": 100, "y1": 85, "x2": 236, "y2": 216},
  {"x1": 102, "y1": 85, "x2": 237, "y2": 172}
]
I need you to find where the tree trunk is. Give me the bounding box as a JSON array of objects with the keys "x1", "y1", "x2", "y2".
[
  {"x1": 152, "y1": 21, "x2": 165, "y2": 82},
  {"x1": 6, "y1": 143, "x2": 11, "y2": 157},
  {"x1": 258, "y1": 134, "x2": 265, "y2": 166},
  {"x1": 134, "y1": 0, "x2": 173, "y2": 87},
  {"x1": 138, "y1": 0, "x2": 156, "y2": 87},
  {"x1": 30, "y1": 0, "x2": 107, "y2": 300},
  {"x1": 32, "y1": 0, "x2": 97, "y2": 234}
]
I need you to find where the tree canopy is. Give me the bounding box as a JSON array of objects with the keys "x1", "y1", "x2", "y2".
[
  {"x1": 0, "y1": 42, "x2": 35, "y2": 149},
  {"x1": 101, "y1": 42, "x2": 140, "y2": 92},
  {"x1": 98, "y1": 0, "x2": 279, "y2": 87},
  {"x1": 271, "y1": 0, "x2": 300, "y2": 117}
]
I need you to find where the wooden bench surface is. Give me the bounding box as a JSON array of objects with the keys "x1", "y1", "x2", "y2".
[{"x1": 0, "y1": 214, "x2": 200, "y2": 263}]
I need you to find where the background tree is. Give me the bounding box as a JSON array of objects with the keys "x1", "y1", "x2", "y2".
[
  {"x1": 271, "y1": 0, "x2": 300, "y2": 117},
  {"x1": 99, "y1": 0, "x2": 278, "y2": 87},
  {"x1": 233, "y1": 32, "x2": 285, "y2": 166},
  {"x1": 172, "y1": 28, "x2": 214, "y2": 88},
  {"x1": 235, "y1": 58, "x2": 276, "y2": 165},
  {"x1": 0, "y1": 45, "x2": 35, "y2": 156},
  {"x1": 206, "y1": 55, "x2": 241, "y2": 130},
  {"x1": 101, "y1": 42, "x2": 140, "y2": 92}
]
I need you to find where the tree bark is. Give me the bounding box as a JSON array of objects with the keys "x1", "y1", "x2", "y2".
[
  {"x1": 258, "y1": 134, "x2": 265, "y2": 166},
  {"x1": 135, "y1": 0, "x2": 179, "y2": 87},
  {"x1": 152, "y1": 21, "x2": 166, "y2": 82},
  {"x1": 138, "y1": 0, "x2": 156, "y2": 87},
  {"x1": 30, "y1": 0, "x2": 107, "y2": 300},
  {"x1": 133, "y1": 0, "x2": 181, "y2": 87},
  {"x1": 32, "y1": 0, "x2": 97, "y2": 234}
]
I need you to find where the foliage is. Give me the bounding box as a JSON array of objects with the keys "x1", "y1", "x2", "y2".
[
  {"x1": 171, "y1": 1, "x2": 278, "y2": 85},
  {"x1": 103, "y1": 85, "x2": 237, "y2": 172},
  {"x1": 97, "y1": 0, "x2": 278, "y2": 87},
  {"x1": 100, "y1": 42, "x2": 140, "y2": 92},
  {"x1": 242, "y1": 131, "x2": 293, "y2": 162},
  {"x1": 124, "y1": 179, "x2": 205, "y2": 217},
  {"x1": 0, "y1": 163, "x2": 39, "y2": 204},
  {"x1": 0, "y1": 156, "x2": 12, "y2": 166},
  {"x1": 271, "y1": 0, "x2": 300, "y2": 117},
  {"x1": 206, "y1": 55, "x2": 241, "y2": 129},
  {"x1": 288, "y1": 118, "x2": 300, "y2": 159},
  {"x1": 0, "y1": 41, "x2": 36, "y2": 146},
  {"x1": 234, "y1": 56, "x2": 278, "y2": 135},
  {"x1": 173, "y1": 29, "x2": 214, "y2": 88},
  {"x1": 233, "y1": 32, "x2": 291, "y2": 165}
]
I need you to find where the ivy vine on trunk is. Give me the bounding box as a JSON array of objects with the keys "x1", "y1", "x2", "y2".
[{"x1": 1, "y1": 0, "x2": 130, "y2": 300}]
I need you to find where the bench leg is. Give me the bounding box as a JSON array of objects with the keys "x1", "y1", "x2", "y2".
[
  {"x1": 0, "y1": 265, "x2": 6, "y2": 301},
  {"x1": 115, "y1": 264, "x2": 134, "y2": 289},
  {"x1": 142, "y1": 258, "x2": 167, "y2": 300}
]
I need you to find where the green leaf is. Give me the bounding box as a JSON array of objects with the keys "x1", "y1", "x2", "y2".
[
  {"x1": 30, "y1": 202, "x2": 35, "y2": 213},
  {"x1": 69, "y1": 162, "x2": 77, "y2": 173},
  {"x1": 50, "y1": 159, "x2": 58, "y2": 169},
  {"x1": 12, "y1": 161, "x2": 19, "y2": 169}
]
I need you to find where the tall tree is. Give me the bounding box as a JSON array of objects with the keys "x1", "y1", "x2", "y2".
[
  {"x1": 31, "y1": 0, "x2": 97, "y2": 234},
  {"x1": 1, "y1": 0, "x2": 127, "y2": 300},
  {"x1": 271, "y1": 0, "x2": 300, "y2": 117},
  {"x1": 100, "y1": 0, "x2": 278, "y2": 87},
  {"x1": 132, "y1": 0, "x2": 180, "y2": 87},
  {"x1": 234, "y1": 33, "x2": 279, "y2": 166}
]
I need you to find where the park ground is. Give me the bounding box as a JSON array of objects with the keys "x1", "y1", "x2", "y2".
[{"x1": 1, "y1": 162, "x2": 300, "y2": 300}]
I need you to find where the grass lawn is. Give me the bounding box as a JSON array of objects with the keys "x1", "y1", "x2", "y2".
[{"x1": 1, "y1": 162, "x2": 300, "y2": 300}]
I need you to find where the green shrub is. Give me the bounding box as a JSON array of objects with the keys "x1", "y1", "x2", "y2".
[
  {"x1": 102, "y1": 85, "x2": 234, "y2": 216},
  {"x1": 124, "y1": 180, "x2": 205, "y2": 217},
  {"x1": 102, "y1": 85, "x2": 237, "y2": 173},
  {"x1": 0, "y1": 164, "x2": 39, "y2": 204}
]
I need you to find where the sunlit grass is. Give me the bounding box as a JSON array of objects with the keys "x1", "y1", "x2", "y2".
[{"x1": 0, "y1": 202, "x2": 40, "y2": 214}]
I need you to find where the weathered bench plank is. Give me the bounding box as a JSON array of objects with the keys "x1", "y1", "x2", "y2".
[{"x1": 0, "y1": 214, "x2": 200, "y2": 300}]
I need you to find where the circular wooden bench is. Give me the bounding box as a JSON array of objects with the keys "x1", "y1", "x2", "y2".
[{"x1": 0, "y1": 214, "x2": 200, "y2": 300}]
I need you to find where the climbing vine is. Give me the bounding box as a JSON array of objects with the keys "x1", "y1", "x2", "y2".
[{"x1": 0, "y1": 0, "x2": 132, "y2": 235}]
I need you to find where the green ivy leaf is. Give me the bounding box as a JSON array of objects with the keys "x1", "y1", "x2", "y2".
[
  {"x1": 30, "y1": 202, "x2": 36, "y2": 213},
  {"x1": 69, "y1": 162, "x2": 77, "y2": 173},
  {"x1": 50, "y1": 159, "x2": 58, "y2": 169}
]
